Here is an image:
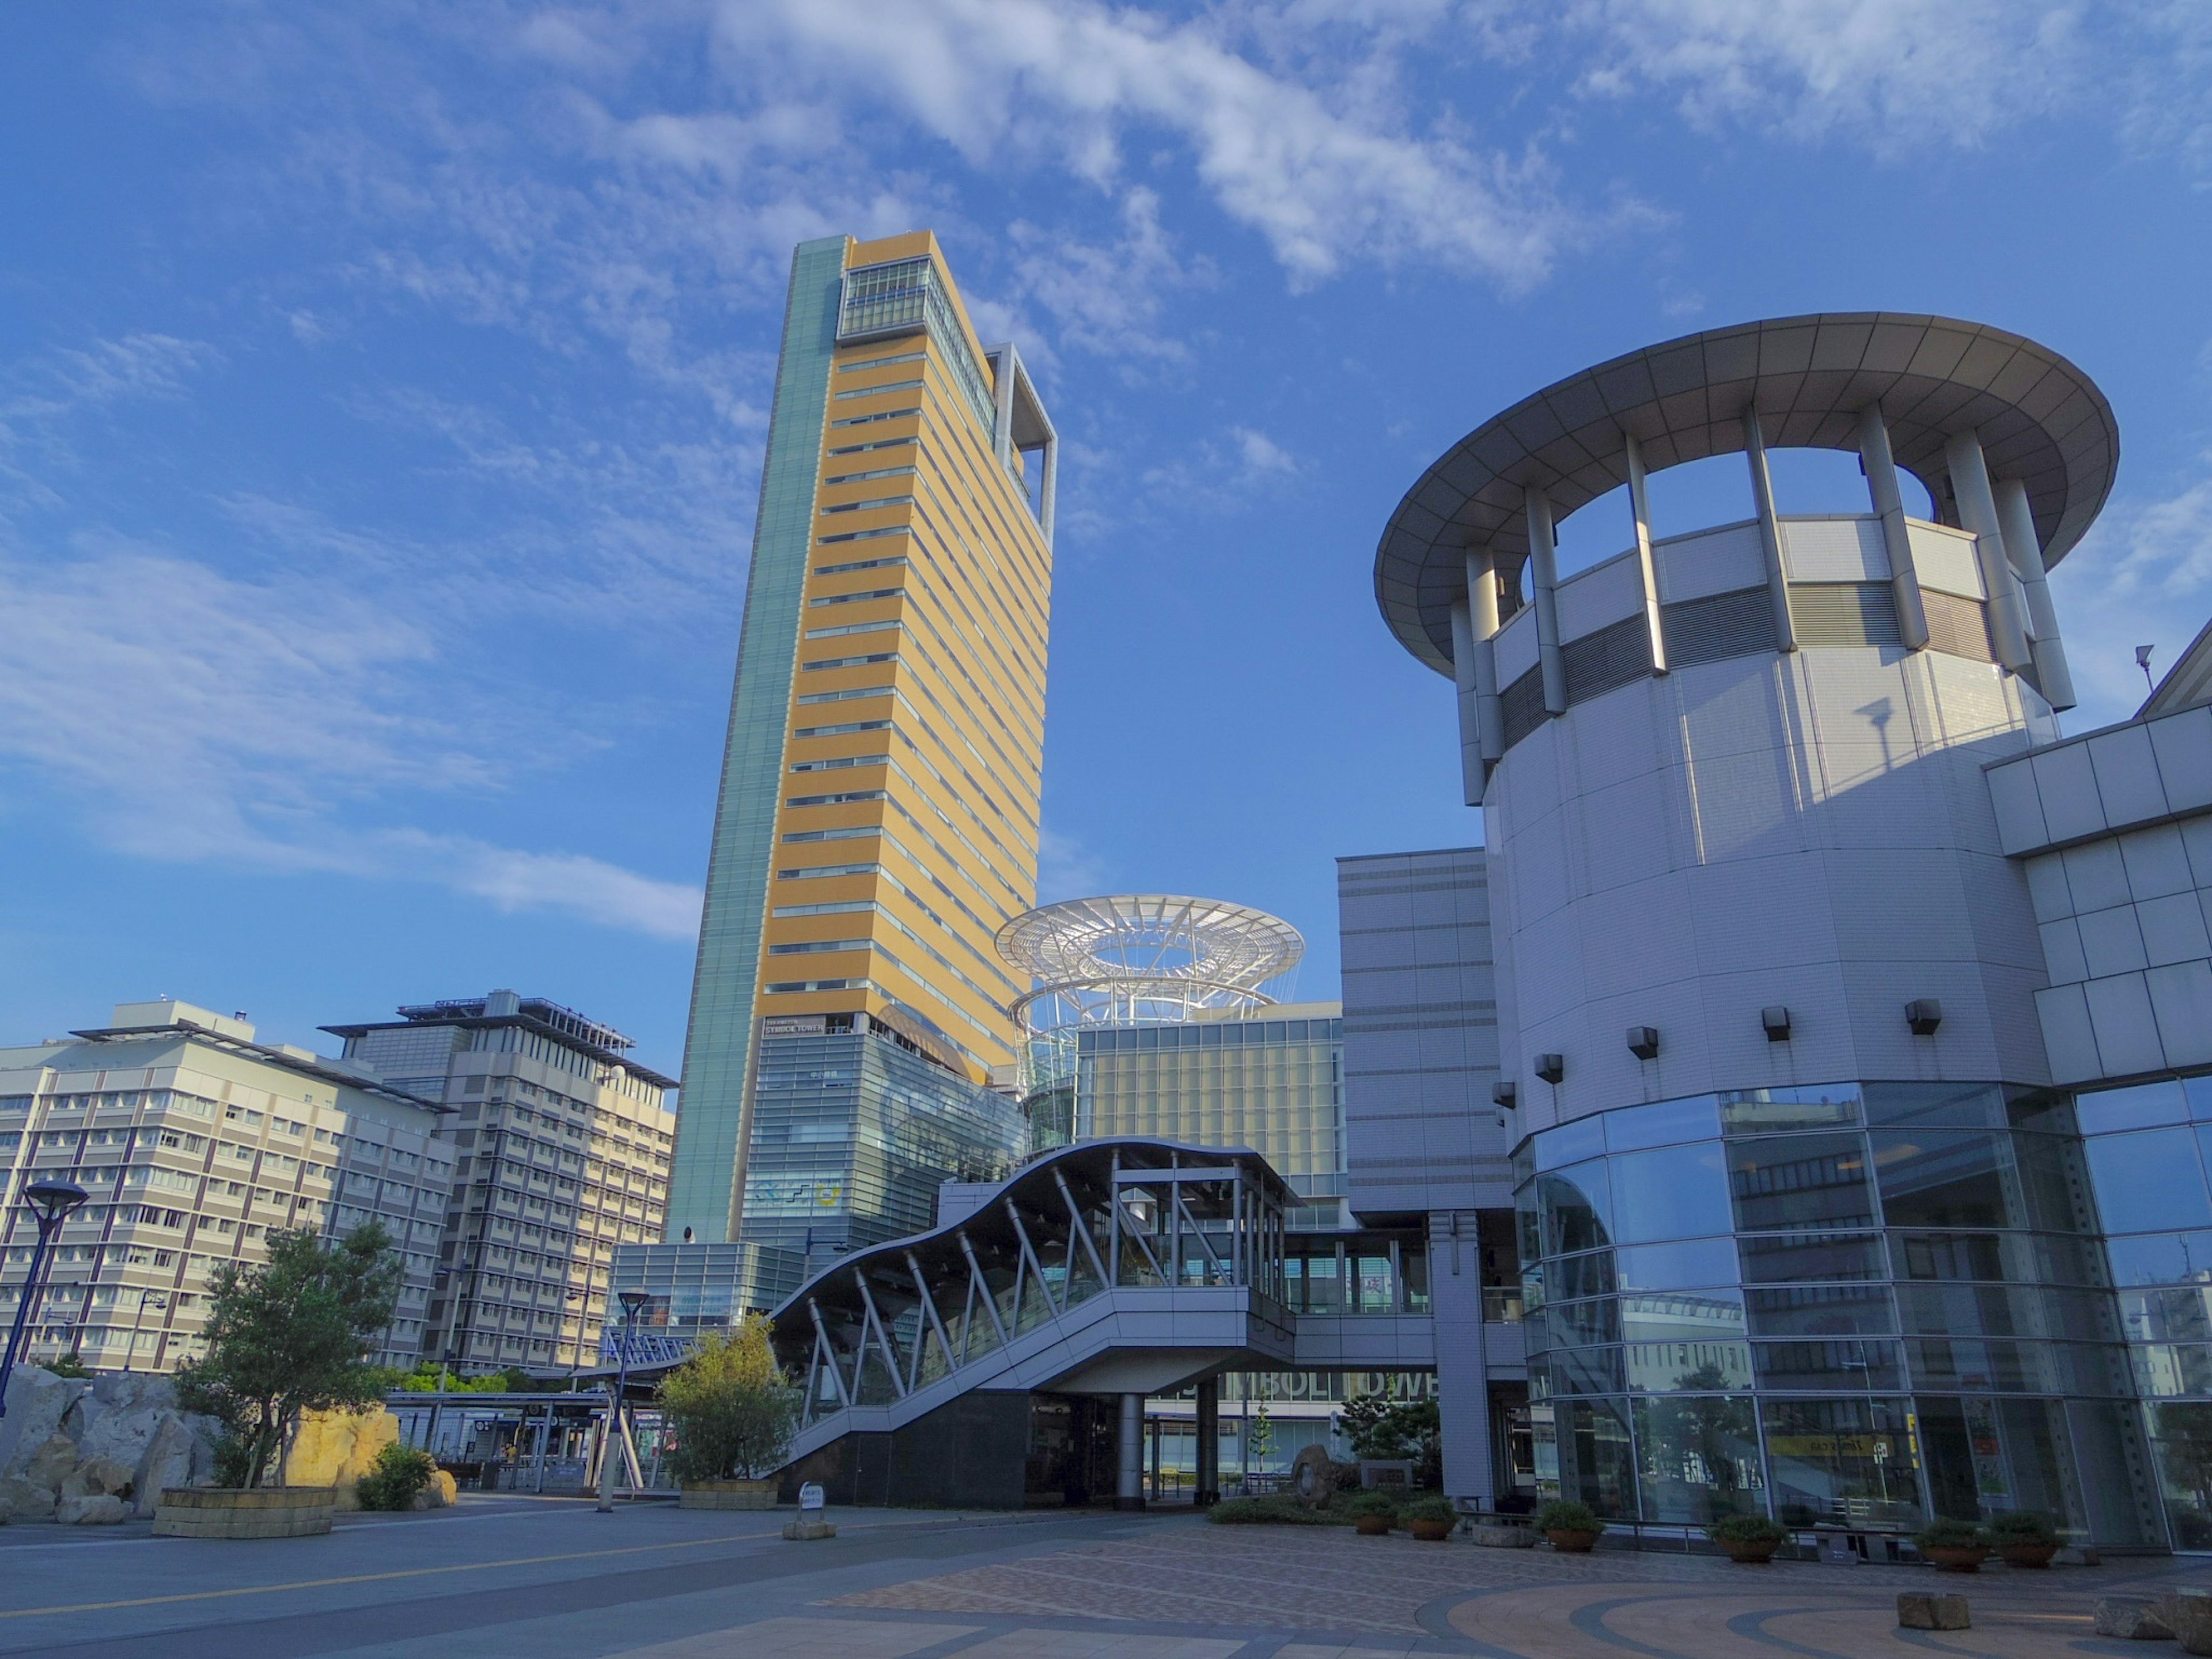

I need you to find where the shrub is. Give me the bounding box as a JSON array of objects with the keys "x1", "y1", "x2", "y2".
[
  {"x1": 1347, "y1": 1490, "x2": 1400, "y2": 1518},
  {"x1": 1913, "y1": 1517, "x2": 1988, "y2": 1552},
  {"x1": 355, "y1": 1444, "x2": 438, "y2": 1512},
  {"x1": 1706, "y1": 1513, "x2": 1789, "y2": 1544},
  {"x1": 658, "y1": 1316, "x2": 798, "y2": 1484},
  {"x1": 1986, "y1": 1510, "x2": 2058, "y2": 1546},
  {"x1": 1207, "y1": 1496, "x2": 1342, "y2": 1526},
  {"x1": 1532, "y1": 1499, "x2": 1602, "y2": 1535},
  {"x1": 1400, "y1": 1495, "x2": 1459, "y2": 1525}
]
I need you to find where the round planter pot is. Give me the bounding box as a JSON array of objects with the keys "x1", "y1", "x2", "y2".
[
  {"x1": 1354, "y1": 1514, "x2": 1392, "y2": 1536},
  {"x1": 1409, "y1": 1519, "x2": 1455, "y2": 1542},
  {"x1": 1925, "y1": 1546, "x2": 1988, "y2": 1573},
  {"x1": 679, "y1": 1479, "x2": 779, "y2": 1512},
  {"x1": 1999, "y1": 1543, "x2": 2057, "y2": 1570},
  {"x1": 153, "y1": 1487, "x2": 335, "y2": 1540},
  {"x1": 1546, "y1": 1528, "x2": 1600, "y2": 1554},
  {"x1": 1721, "y1": 1539, "x2": 1781, "y2": 1565}
]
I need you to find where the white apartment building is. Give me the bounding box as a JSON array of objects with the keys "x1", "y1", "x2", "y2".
[{"x1": 0, "y1": 1001, "x2": 452, "y2": 1373}]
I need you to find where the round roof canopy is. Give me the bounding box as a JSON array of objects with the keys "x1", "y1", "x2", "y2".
[
  {"x1": 996, "y1": 893, "x2": 1304, "y2": 1032},
  {"x1": 1376, "y1": 312, "x2": 2119, "y2": 676}
]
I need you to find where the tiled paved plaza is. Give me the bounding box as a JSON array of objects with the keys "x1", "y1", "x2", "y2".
[{"x1": 7, "y1": 1497, "x2": 2211, "y2": 1658}]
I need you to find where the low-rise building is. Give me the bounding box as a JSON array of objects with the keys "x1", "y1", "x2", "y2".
[
  {"x1": 325, "y1": 991, "x2": 677, "y2": 1375},
  {"x1": 0, "y1": 1000, "x2": 450, "y2": 1372}
]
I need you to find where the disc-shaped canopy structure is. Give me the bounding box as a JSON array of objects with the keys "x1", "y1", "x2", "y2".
[{"x1": 996, "y1": 894, "x2": 1304, "y2": 1032}]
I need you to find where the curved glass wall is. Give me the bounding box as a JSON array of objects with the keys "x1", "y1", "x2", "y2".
[
  {"x1": 1512, "y1": 1082, "x2": 2164, "y2": 1544},
  {"x1": 2074, "y1": 1075, "x2": 2212, "y2": 1548}
]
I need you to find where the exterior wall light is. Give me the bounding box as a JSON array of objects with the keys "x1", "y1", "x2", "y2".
[
  {"x1": 1535, "y1": 1054, "x2": 1565, "y2": 1085},
  {"x1": 1906, "y1": 998, "x2": 1943, "y2": 1037},
  {"x1": 1627, "y1": 1027, "x2": 1660, "y2": 1060},
  {"x1": 1762, "y1": 1006, "x2": 1793, "y2": 1042},
  {"x1": 1491, "y1": 1081, "x2": 1518, "y2": 1109}
]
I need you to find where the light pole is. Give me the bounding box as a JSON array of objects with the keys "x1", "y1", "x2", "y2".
[
  {"x1": 0, "y1": 1176, "x2": 90, "y2": 1419},
  {"x1": 121, "y1": 1287, "x2": 168, "y2": 1375},
  {"x1": 595, "y1": 1289, "x2": 649, "y2": 1513}
]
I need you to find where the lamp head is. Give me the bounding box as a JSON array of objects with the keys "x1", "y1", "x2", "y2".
[
  {"x1": 22, "y1": 1176, "x2": 89, "y2": 1228},
  {"x1": 618, "y1": 1289, "x2": 649, "y2": 1319}
]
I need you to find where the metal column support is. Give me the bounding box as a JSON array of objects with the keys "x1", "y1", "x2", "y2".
[
  {"x1": 1743, "y1": 407, "x2": 1800, "y2": 653},
  {"x1": 1195, "y1": 1377, "x2": 1221, "y2": 1508},
  {"x1": 1525, "y1": 487, "x2": 1567, "y2": 715},
  {"x1": 958, "y1": 1232, "x2": 1010, "y2": 1348},
  {"x1": 1622, "y1": 432, "x2": 1668, "y2": 675},
  {"x1": 853, "y1": 1272, "x2": 908, "y2": 1400},
  {"x1": 1450, "y1": 599, "x2": 1487, "y2": 807},
  {"x1": 1945, "y1": 429, "x2": 2035, "y2": 673},
  {"x1": 1994, "y1": 477, "x2": 2077, "y2": 711},
  {"x1": 1465, "y1": 550, "x2": 1506, "y2": 760},
  {"x1": 1117, "y1": 1392, "x2": 1145, "y2": 1511},
  {"x1": 1858, "y1": 405, "x2": 1930, "y2": 650},
  {"x1": 906, "y1": 1250, "x2": 955, "y2": 1388},
  {"x1": 1052, "y1": 1169, "x2": 1112, "y2": 1290}
]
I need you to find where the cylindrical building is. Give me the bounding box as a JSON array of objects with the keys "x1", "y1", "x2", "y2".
[{"x1": 1375, "y1": 315, "x2": 2171, "y2": 1541}]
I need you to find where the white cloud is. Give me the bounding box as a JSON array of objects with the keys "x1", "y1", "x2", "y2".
[
  {"x1": 0, "y1": 540, "x2": 699, "y2": 940},
  {"x1": 1232, "y1": 426, "x2": 1298, "y2": 477},
  {"x1": 710, "y1": 0, "x2": 1577, "y2": 289},
  {"x1": 1036, "y1": 826, "x2": 1113, "y2": 901},
  {"x1": 999, "y1": 188, "x2": 1200, "y2": 363}
]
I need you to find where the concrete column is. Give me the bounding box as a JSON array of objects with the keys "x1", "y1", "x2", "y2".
[
  {"x1": 1858, "y1": 405, "x2": 1931, "y2": 650},
  {"x1": 1450, "y1": 600, "x2": 1487, "y2": 808},
  {"x1": 1195, "y1": 1377, "x2": 1220, "y2": 1508},
  {"x1": 1995, "y1": 476, "x2": 2077, "y2": 711},
  {"x1": 1116, "y1": 1392, "x2": 1145, "y2": 1510},
  {"x1": 1741, "y1": 407, "x2": 1799, "y2": 653},
  {"x1": 1622, "y1": 433, "x2": 1668, "y2": 675},
  {"x1": 991, "y1": 347, "x2": 1017, "y2": 470},
  {"x1": 1944, "y1": 430, "x2": 2036, "y2": 673},
  {"x1": 1525, "y1": 487, "x2": 1567, "y2": 715},
  {"x1": 1466, "y1": 550, "x2": 1506, "y2": 760},
  {"x1": 1039, "y1": 433, "x2": 1058, "y2": 547},
  {"x1": 1430, "y1": 1210, "x2": 1494, "y2": 1506}
]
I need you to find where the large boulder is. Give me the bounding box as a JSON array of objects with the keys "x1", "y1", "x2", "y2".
[
  {"x1": 132, "y1": 1414, "x2": 201, "y2": 1518},
  {"x1": 0, "y1": 1476, "x2": 56, "y2": 1521},
  {"x1": 62, "y1": 1456, "x2": 135, "y2": 1502},
  {"x1": 0, "y1": 1369, "x2": 87, "y2": 1480},
  {"x1": 73, "y1": 1373, "x2": 177, "y2": 1469},
  {"x1": 55, "y1": 1494, "x2": 129, "y2": 1526},
  {"x1": 285, "y1": 1408, "x2": 400, "y2": 1510},
  {"x1": 23, "y1": 1434, "x2": 78, "y2": 1495}
]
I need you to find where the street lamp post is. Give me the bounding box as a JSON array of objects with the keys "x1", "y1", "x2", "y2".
[
  {"x1": 595, "y1": 1289, "x2": 650, "y2": 1513},
  {"x1": 122, "y1": 1286, "x2": 168, "y2": 1375},
  {"x1": 0, "y1": 1176, "x2": 90, "y2": 1420}
]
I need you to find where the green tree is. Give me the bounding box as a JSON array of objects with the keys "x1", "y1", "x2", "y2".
[
  {"x1": 1248, "y1": 1400, "x2": 1274, "y2": 1471},
  {"x1": 658, "y1": 1315, "x2": 798, "y2": 1484},
  {"x1": 175, "y1": 1224, "x2": 403, "y2": 1490}
]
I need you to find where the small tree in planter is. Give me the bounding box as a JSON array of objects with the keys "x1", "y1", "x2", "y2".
[
  {"x1": 1985, "y1": 1510, "x2": 2060, "y2": 1568},
  {"x1": 1532, "y1": 1498, "x2": 1604, "y2": 1552},
  {"x1": 175, "y1": 1224, "x2": 403, "y2": 1491},
  {"x1": 660, "y1": 1315, "x2": 797, "y2": 1504},
  {"x1": 1706, "y1": 1512, "x2": 1790, "y2": 1563},
  {"x1": 1913, "y1": 1516, "x2": 1991, "y2": 1572}
]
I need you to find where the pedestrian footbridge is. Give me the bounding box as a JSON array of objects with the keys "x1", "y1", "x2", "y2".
[{"x1": 768, "y1": 1139, "x2": 1445, "y2": 1506}]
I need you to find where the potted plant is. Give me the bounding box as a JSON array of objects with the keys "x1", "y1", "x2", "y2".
[
  {"x1": 1914, "y1": 1517, "x2": 1991, "y2": 1573},
  {"x1": 661, "y1": 1316, "x2": 799, "y2": 1509},
  {"x1": 161, "y1": 1224, "x2": 403, "y2": 1539},
  {"x1": 1985, "y1": 1510, "x2": 2060, "y2": 1569},
  {"x1": 1706, "y1": 1512, "x2": 1790, "y2": 1564},
  {"x1": 1347, "y1": 1490, "x2": 1397, "y2": 1536},
  {"x1": 1400, "y1": 1495, "x2": 1459, "y2": 1542},
  {"x1": 1532, "y1": 1498, "x2": 1604, "y2": 1553}
]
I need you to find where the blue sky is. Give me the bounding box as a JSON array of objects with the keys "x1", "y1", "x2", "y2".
[{"x1": 1, "y1": 3, "x2": 2207, "y2": 1077}]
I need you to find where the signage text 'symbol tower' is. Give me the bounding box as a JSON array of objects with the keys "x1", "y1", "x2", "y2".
[
  {"x1": 668, "y1": 233, "x2": 1055, "y2": 1280},
  {"x1": 1372, "y1": 315, "x2": 2180, "y2": 1538}
]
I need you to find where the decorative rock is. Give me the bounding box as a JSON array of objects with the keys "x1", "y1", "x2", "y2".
[
  {"x1": 0, "y1": 1476, "x2": 57, "y2": 1521},
  {"x1": 2094, "y1": 1598, "x2": 2175, "y2": 1640},
  {"x1": 23, "y1": 1434, "x2": 78, "y2": 1495},
  {"x1": 2168, "y1": 1593, "x2": 2212, "y2": 1657},
  {"x1": 62, "y1": 1456, "x2": 136, "y2": 1501},
  {"x1": 1897, "y1": 1593, "x2": 1971, "y2": 1631},
  {"x1": 0, "y1": 1368, "x2": 86, "y2": 1476},
  {"x1": 132, "y1": 1416, "x2": 198, "y2": 1519},
  {"x1": 56, "y1": 1494, "x2": 130, "y2": 1526},
  {"x1": 1469, "y1": 1522, "x2": 1536, "y2": 1548},
  {"x1": 782, "y1": 1516, "x2": 836, "y2": 1541},
  {"x1": 409, "y1": 1472, "x2": 457, "y2": 1511}
]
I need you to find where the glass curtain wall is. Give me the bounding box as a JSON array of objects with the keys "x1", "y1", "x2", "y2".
[
  {"x1": 2075, "y1": 1075, "x2": 2212, "y2": 1548},
  {"x1": 1514, "y1": 1081, "x2": 2162, "y2": 1543}
]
